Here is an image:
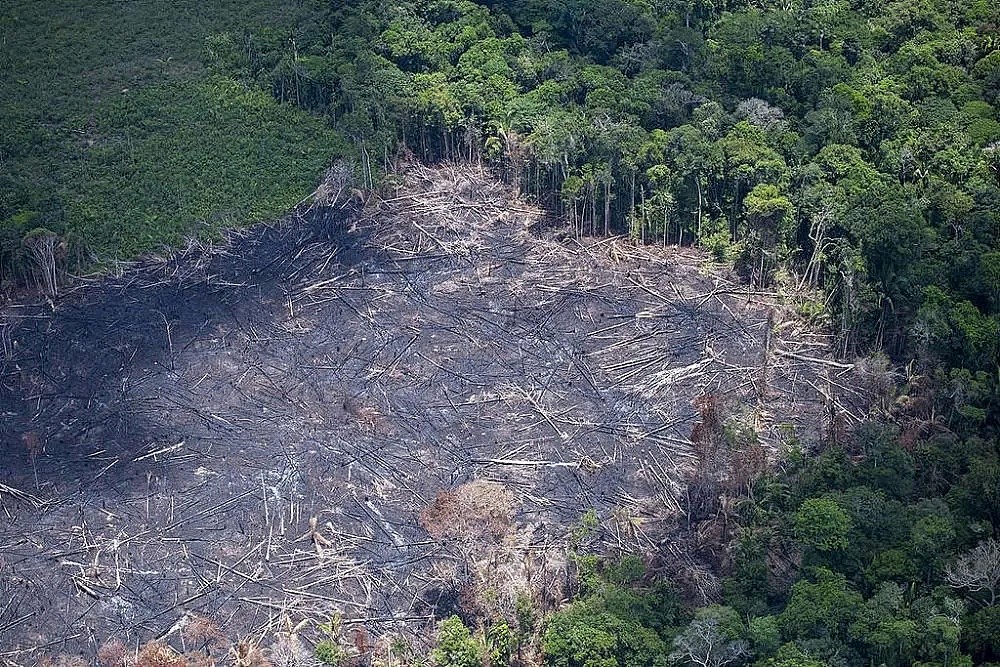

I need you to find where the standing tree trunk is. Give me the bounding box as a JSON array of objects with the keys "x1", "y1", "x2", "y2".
[
  {"x1": 695, "y1": 175, "x2": 703, "y2": 243},
  {"x1": 603, "y1": 180, "x2": 611, "y2": 236},
  {"x1": 23, "y1": 229, "x2": 62, "y2": 299}
]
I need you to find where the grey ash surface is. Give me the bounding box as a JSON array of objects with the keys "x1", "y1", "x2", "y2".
[{"x1": 0, "y1": 165, "x2": 863, "y2": 656}]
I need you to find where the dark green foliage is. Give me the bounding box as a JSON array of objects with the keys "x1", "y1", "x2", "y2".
[
  {"x1": 726, "y1": 426, "x2": 997, "y2": 667},
  {"x1": 722, "y1": 530, "x2": 774, "y2": 618},
  {"x1": 541, "y1": 561, "x2": 680, "y2": 667},
  {"x1": 780, "y1": 568, "x2": 864, "y2": 641},
  {"x1": 836, "y1": 487, "x2": 910, "y2": 572},
  {"x1": 850, "y1": 425, "x2": 917, "y2": 500},
  {"x1": 865, "y1": 549, "x2": 919, "y2": 589},
  {"x1": 963, "y1": 605, "x2": 1000, "y2": 663}
]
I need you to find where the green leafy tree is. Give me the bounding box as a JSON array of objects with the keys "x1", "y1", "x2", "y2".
[
  {"x1": 741, "y1": 183, "x2": 794, "y2": 285},
  {"x1": 793, "y1": 498, "x2": 852, "y2": 554},
  {"x1": 962, "y1": 605, "x2": 1000, "y2": 663},
  {"x1": 433, "y1": 616, "x2": 484, "y2": 667},
  {"x1": 541, "y1": 565, "x2": 678, "y2": 667},
  {"x1": 848, "y1": 583, "x2": 918, "y2": 667},
  {"x1": 779, "y1": 568, "x2": 863, "y2": 641},
  {"x1": 754, "y1": 643, "x2": 829, "y2": 667},
  {"x1": 908, "y1": 511, "x2": 957, "y2": 581}
]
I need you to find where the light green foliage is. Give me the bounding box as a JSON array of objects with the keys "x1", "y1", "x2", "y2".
[
  {"x1": 316, "y1": 639, "x2": 344, "y2": 666},
  {"x1": 749, "y1": 616, "x2": 782, "y2": 657},
  {"x1": 487, "y1": 623, "x2": 514, "y2": 667},
  {"x1": 570, "y1": 509, "x2": 601, "y2": 552},
  {"x1": 743, "y1": 185, "x2": 793, "y2": 228},
  {"x1": 755, "y1": 643, "x2": 829, "y2": 667},
  {"x1": 515, "y1": 592, "x2": 537, "y2": 650},
  {"x1": 848, "y1": 583, "x2": 919, "y2": 665},
  {"x1": 316, "y1": 614, "x2": 345, "y2": 665},
  {"x1": 543, "y1": 611, "x2": 621, "y2": 667},
  {"x1": 433, "y1": 616, "x2": 483, "y2": 667},
  {"x1": 70, "y1": 77, "x2": 345, "y2": 260},
  {"x1": 0, "y1": 0, "x2": 344, "y2": 272},
  {"x1": 741, "y1": 183, "x2": 794, "y2": 284},
  {"x1": 793, "y1": 498, "x2": 852, "y2": 553},
  {"x1": 542, "y1": 607, "x2": 667, "y2": 667}
]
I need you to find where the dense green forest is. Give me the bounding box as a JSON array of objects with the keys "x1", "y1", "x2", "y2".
[
  {"x1": 0, "y1": 1, "x2": 345, "y2": 269},
  {"x1": 3, "y1": 0, "x2": 999, "y2": 665}
]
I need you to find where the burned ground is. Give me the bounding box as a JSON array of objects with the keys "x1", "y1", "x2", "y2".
[{"x1": 0, "y1": 164, "x2": 866, "y2": 658}]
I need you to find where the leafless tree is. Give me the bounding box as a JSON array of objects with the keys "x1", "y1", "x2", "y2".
[
  {"x1": 22, "y1": 228, "x2": 62, "y2": 298},
  {"x1": 269, "y1": 635, "x2": 323, "y2": 667},
  {"x1": 0, "y1": 318, "x2": 12, "y2": 359},
  {"x1": 312, "y1": 159, "x2": 357, "y2": 208},
  {"x1": 735, "y1": 98, "x2": 787, "y2": 133},
  {"x1": 945, "y1": 538, "x2": 1000, "y2": 606},
  {"x1": 669, "y1": 617, "x2": 749, "y2": 667}
]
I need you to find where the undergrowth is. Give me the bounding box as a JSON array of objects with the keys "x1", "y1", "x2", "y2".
[{"x1": 0, "y1": 0, "x2": 344, "y2": 281}]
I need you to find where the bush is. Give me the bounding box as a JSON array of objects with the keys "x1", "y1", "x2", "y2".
[
  {"x1": 541, "y1": 570, "x2": 679, "y2": 667},
  {"x1": 433, "y1": 616, "x2": 483, "y2": 667}
]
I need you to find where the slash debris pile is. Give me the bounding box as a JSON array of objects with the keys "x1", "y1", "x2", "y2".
[{"x1": 0, "y1": 163, "x2": 867, "y2": 658}]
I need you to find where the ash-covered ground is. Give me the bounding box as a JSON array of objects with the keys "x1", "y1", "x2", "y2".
[{"x1": 0, "y1": 164, "x2": 867, "y2": 659}]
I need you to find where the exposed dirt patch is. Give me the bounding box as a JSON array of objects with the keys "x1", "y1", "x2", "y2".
[{"x1": 0, "y1": 164, "x2": 867, "y2": 658}]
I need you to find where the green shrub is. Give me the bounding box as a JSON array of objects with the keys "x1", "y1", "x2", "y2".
[
  {"x1": 432, "y1": 616, "x2": 483, "y2": 667},
  {"x1": 316, "y1": 639, "x2": 344, "y2": 666}
]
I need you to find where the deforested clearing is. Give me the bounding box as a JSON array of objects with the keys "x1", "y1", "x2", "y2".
[{"x1": 0, "y1": 164, "x2": 866, "y2": 655}]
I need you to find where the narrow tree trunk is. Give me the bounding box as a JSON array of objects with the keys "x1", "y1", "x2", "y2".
[
  {"x1": 604, "y1": 180, "x2": 611, "y2": 236},
  {"x1": 640, "y1": 188, "x2": 647, "y2": 244},
  {"x1": 695, "y1": 175, "x2": 703, "y2": 243},
  {"x1": 630, "y1": 172, "x2": 636, "y2": 217}
]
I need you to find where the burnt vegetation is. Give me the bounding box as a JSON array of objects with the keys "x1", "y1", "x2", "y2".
[{"x1": 2, "y1": 164, "x2": 857, "y2": 661}]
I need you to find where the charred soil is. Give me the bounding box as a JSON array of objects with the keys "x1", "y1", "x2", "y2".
[{"x1": 0, "y1": 164, "x2": 866, "y2": 658}]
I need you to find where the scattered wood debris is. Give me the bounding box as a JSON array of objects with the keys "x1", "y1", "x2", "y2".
[{"x1": 0, "y1": 162, "x2": 867, "y2": 657}]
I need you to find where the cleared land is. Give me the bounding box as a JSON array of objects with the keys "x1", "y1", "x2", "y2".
[{"x1": 0, "y1": 165, "x2": 866, "y2": 658}]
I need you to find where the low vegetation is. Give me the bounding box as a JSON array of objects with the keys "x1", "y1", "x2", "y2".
[{"x1": 0, "y1": 0, "x2": 345, "y2": 285}]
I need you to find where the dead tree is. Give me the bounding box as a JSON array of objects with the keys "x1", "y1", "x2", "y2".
[
  {"x1": 945, "y1": 538, "x2": 1000, "y2": 606},
  {"x1": 22, "y1": 228, "x2": 62, "y2": 298},
  {"x1": 312, "y1": 159, "x2": 357, "y2": 208}
]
